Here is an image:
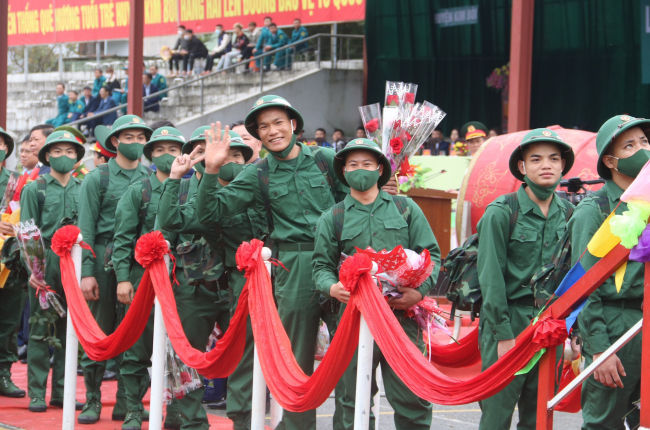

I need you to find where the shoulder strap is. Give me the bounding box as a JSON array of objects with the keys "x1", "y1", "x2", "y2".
[
  {"x1": 332, "y1": 201, "x2": 346, "y2": 242},
  {"x1": 504, "y1": 192, "x2": 520, "y2": 238},
  {"x1": 390, "y1": 195, "x2": 411, "y2": 225},
  {"x1": 558, "y1": 198, "x2": 575, "y2": 222},
  {"x1": 311, "y1": 146, "x2": 340, "y2": 203},
  {"x1": 256, "y1": 158, "x2": 274, "y2": 233},
  {"x1": 97, "y1": 163, "x2": 110, "y2": 204},
  {"x1": 36, "y1": 177, "x2": 47, "y2": 212},
  {"x1": 592, "y1": 193, "x2": 611, "y2": 218},
  {"x1": 179, "y1": 178, "x2": 191, "y2": 205},
  {"x1": 139, "y1": 177, "x2": 152, "y2": 224}
]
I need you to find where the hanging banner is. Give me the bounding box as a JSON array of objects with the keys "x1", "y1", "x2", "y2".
[{"x1": 7, "y1": 0, "x2": 365, "y2": 47}]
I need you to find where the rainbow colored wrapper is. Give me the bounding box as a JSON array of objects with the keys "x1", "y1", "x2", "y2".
[
  {"x1": 621, "y1": 159, "x2": 650, "y2": 203},
  {"x1": 630, "y1": 224, "x2": 650, "y2": 263}
]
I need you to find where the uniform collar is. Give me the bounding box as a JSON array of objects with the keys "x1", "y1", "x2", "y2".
[
  {"x1": 343, "y1": 189, "x2": 390, "y2": 211},
  {"x1": 517, "y1": 184, "x2": 561, "y2": 219},
  {"x1": 43, "y1": 172, "x2": 80, "y2": 187},
  {"x1": 603, "y1": 179, "x2": 624, "y2": 206},
  {"x1": 267, "y1": 142, "x2": 309, "y2": 173},
  {"x1": 150, "y1": 172, "x2": 163, "y2": 189},
  {"x1": 108, "y1": 157, "x2": 148, "y2": 176}
]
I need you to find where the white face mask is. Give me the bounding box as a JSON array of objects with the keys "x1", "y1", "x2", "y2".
[
  {"x1": 183, "y1": 35, "x2": 191, "y2": 40},
  {"x1": 215, "y1": 29, "x2": 222, "y2": 35},
  {"x1": 178, "y1": 30, "x2": 183, "y2": 36}
]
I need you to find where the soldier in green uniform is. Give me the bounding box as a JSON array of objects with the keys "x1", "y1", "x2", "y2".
[
  {"x1": 460, "y1": 121, "x2": 489, "y2": 156},
  {"x1": 46, "y1": 84, "x2": 70, "y2": 128},
  {"x1": 312, "y1": 138, "x2": 440, "y2": 430},
  {"x1": 197, "y1": 95, "x2": 348, "y2": 430},
  {"x1": 77, "y1": 115, "x2": 153, "y2": 424},
  {"x1": 263, "y1": 23, "x2": 289, "y2": 70},
  {"x1": 112, "y1": 126, "x2": 185, "y2": 430},
  {"x1": 53, "y1": 126, "x2": 90, "y2": 180},
  {"x1": 150, "y1": 65, "x2": 168, "y2": 97},
  {"x1": 0, "y1": 127, "x2": 26, "y2": 399},
  {"x1": 159, "y1": 128, "x2": 261, "y2": 430},
  {"x1": 20, "y1": 130, "x2": 85, "y2": 412},
  {"x1": 477, "y1": 128, "x2": 575, "y2": 430},
  {"x1": 66, "y1": 90, "x2": 86, "y2": 123},
  {"x1": 571, "y1": 115, "x2": 649, "y2": 430}
]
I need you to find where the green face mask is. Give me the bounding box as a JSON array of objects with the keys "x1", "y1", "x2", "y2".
[
  {"x1": 117, "y1": 141, "x2": 145, "y2": 161},
  {"x1": 612, "y1": 149, "x2": 650, "y2": 178},
  {"x1": 523, "y1": 175, "x2": 561, "y2": 201},
  {"x1": 264, "y1": 135, "x2": 297, "y2": 159},
  {"x1": 49, "y1": 155, "x2": 77, "y2": 174},
  {"x1": 153, "y1": 153, "x2": 176, "y2": 174},
  {"x1": 218, "y1": 162, "x2": 244, "y2": 182},
  {"x1": 345, "y1": 167, "x2": 381, "y2": 192},
  {"x1": 0, "y1": 150, "x2": 7, "y2": 164},
  {"x1": 194, "y1": 162, "x2": 205, "y2": 175}
]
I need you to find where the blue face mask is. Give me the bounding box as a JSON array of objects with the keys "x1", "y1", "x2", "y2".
[{"x1": 215, "y1": 29, "x2": 222, "y2": 36}]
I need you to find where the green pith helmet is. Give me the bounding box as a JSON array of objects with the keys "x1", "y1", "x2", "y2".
[
  {"x1": 334, "y1": 138, "x2": 392, "y2": 188},
  {"x1": 222, "y1": 130, "x2": 253, "y2": 163},
  {"x1": 143, "y1": 127, "x2": 185, "y2": 161},
  {"x1": 94, "y1": 125, "x2": 118, "y2": 156},
  {"x1": 104, "y1": 115, "x2": 153, "y2": 152},
  {"x1": 244, "y1": 95, "x2": 304, "y2": 140},
  {"x1": 595, "y1": 114, "x2": 650, "y2": 179},
  {"x1": 0, "y1": 127, "x2": 15, "y2": 158},
  {"x1": 182, "y1": 126, "x2": 211, "y2": 155},
  {"x1": 54, "y1": 125, "x2": 86, "y2": 144},
  {"x1": 461, "y1": 121, "x2": 488, "y2": 141},
  {"x1": 508, "y1": 128, "x2": 575, "y2": 181},
  {"x1": 38, "y1": 130, "x2": 86, "y2": 166}
]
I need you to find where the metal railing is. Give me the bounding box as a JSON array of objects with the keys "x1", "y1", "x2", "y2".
[{"x1": 66, "y1": 33, "x2": 364, "y2": 129}]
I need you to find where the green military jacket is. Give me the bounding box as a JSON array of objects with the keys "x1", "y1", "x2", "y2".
[
  {"x1": 68, "y1": 98, "x2": 85, "y2": 115},
  {"x1": 0, "y1": 167, "x2": 15, "y2": 197},
  {"x1": 477, "y1": 185, "x2": 573, "y2": 341},
  {"x1": 570, "y1": 180, "x2": 644, "y2": 354},
  {"x1": 312, "y1": 191, "x2": 441, "y2": 299},
  {"x1": 78, "y1": 158, "x2": 151, "y2": 278},
  {"x1": 20, "y1": 173, "x2": 80, "y2": 243},
  {"x1": 196, "y1": 143, "x2": 348, "y2": 245},
  {"x1": 112, "y1": 173, "x2": 165, "y2": 283}
]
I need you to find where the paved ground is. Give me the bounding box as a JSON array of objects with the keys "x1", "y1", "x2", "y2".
[{"x1": 205, "y1": 396, "x2": 586, "y2": 429}]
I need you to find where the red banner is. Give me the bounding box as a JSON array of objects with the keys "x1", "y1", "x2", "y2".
[{"x1": 8, "y1": 0, "x2": 365, "y2": 47}]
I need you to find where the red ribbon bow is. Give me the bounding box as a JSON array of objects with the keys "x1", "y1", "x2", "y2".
[
  {"x1": 339, "y1": 253, "x2": 374, "y2": 294},
  {"x1": 531, "y1": 316, "x2": 568, "y2": 350},
  {"x1": 51, "y1": 225, "x2": 96, "y2": 258},
  {"x1": 135, "y1": 231, "x2": 178, "y2": 286}
]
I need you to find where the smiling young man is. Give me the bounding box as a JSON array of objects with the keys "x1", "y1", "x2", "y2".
[
  {"x1": 477, "y1": 128, "x2": 575, "y2": 430},
  {"x1": 159, "y1": 129, "x2": 261, "y2": 430},
  {"x1": 196, "y1": 95, "x2": 348, "y2": 430},
  {"x1": 20, "y1": 130, "x2": 85, "y2": 413},
  {"x1": 570, "y1": 115, "x2": 650, "y2": 430},
  {"x1": 77, "y1": 115, "x2": 153, "y2": 424},
  {"x1": 312, "y1": 138, "x2": 440, "y2": 430}
]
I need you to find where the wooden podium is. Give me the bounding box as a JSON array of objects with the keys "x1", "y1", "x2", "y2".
[{"x1": 405, "y1": 188, "x2": 457, "y2": 258}]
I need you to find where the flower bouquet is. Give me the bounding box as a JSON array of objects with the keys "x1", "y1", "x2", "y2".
[
  {"x1": 14, "y1": 220, "x2": 65, "y2": 318},
  {"x1": 453, "y1": 141, "x2": 470, "y2": 156},
  {"x1": 164, "y1": 336, "x2": 203, "y2": 403},
  {"x1": 358, "y1": 81, "x2": 446, "y2": 176},
  {"x1": 0, "y1": 173, "x2": 18, "y2": 214}
]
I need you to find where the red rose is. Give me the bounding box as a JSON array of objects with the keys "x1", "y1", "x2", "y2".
[
  {"x1": 405, "y1": 132, "x2": 412, "y2": 142},
  {"x1": 390, "y1": 138, "x2": 403, "y2": 155},
  {"x1": 386, "y1": 95, "x2": 399, "y2": 106},
  {"x1": 392, "y1": 120, "x2": 401, "y2": 130},
  {"x1": 364, "y1": 118, "x2": 379, "y2": 134},
  {"x1": 180, "y1": 371, "x2": 192, "y2": 384},
  {"x1": 404, "y1": 92, "x2": 415, "y2": 104}
]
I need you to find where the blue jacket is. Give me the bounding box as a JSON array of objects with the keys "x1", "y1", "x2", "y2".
[
  {"x1": 255, "y1": 27, "x2": 272, "y2": 51},
  {"x1": 56, "y1": 94, "x2": 70, "y2": 116},
  {"x1": 143, "y1": 83, "x2": 160, "y2": 112},
  {"x1": 94, "y1": 96, "x2": 118, "y2": 125}
]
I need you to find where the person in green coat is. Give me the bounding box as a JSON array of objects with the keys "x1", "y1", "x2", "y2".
[
  {"x1": 477, "y1": 128, "x2": 576, "y2": 430},
  {"x1": 197, "y1": 95, "x2": 349, "y2": 430},
  {"x1": 263, "y1": 23, "x2": 288, "y2": 70},
  {"x1": 159, "y1": 127, "x2": 262, "y2": 430},
  {"x1": 113, "y1": 126, "x2": 185, "y2": 430},
  {"x1": 312, "y1": 138, "x2": 440, "y2": 430},
  {"x1": 150, "y1": 65, "x2": 168, "y2": 97},
  {"x1": 254, "y1": 16, "x2": 273, "y2": 69},
  {"x1": 287, "y1": 19, "x2": 308, "y2": 70},
  {"x1": 66, "y1": 90, "x2": 86, "y2": 123},
  {"x1": 0, "y1": 127, "x2": 26, "y2": 400},
  {"x1": 45, "y1": 84, "x2": 70, "y2": 128},
  {"x1": 20, "y1": 130, "x2": 85, "y2": 412},
  {"x1": 570, "y1": 115, "x2": 650, "y2": 430},
  {"x1": 92, "y1": 68, "x2": 107, "y2": 98},
  {"x1": 77, "y1": 115, "x2": 153, "y2": 425}
]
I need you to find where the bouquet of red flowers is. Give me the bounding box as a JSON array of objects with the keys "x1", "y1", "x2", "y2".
[
  {"x1": 0, "y1": 174, "x2": 18, "y2": 214},
  {"x1": 14, "y1": 220, "x2": 65, "y2": 318},
  {"x1": 164, "y1": 336, "x2": 203, "y2": 403}
]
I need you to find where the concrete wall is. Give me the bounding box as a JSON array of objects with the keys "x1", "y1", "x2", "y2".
[{"x1": 176, "y1": 68, "x2": 364, "y2": 140}]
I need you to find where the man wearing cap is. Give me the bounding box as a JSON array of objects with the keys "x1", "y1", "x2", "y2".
[
  {"x1": 197, "y1": 95, "x2": 349, "y2": 430},
  {"x1": 312, "y1": 138, "x2": 440, "y2": 429},
  {"x1": 160, "y1": 128, "x2": 263, "y2": 430},
  {"x1": 92, "y1": 125, "x2": 118, "y2": 167},
  {"x1": 54, "y1": 126, "x2": 90, "y2": 179},
  {"x1": 477, "y1": 128, "x2": 575, "y2": 430},
  {"x1": 112, "y1": 126, "x2": 185, "y2": 430},
  {"x1": 20, "y1": 130, "x2": 85, "y2": 412},
  {"x1": 461, "y1": 121, "x2": 488, "y2": 156},
  {"x1": 570, "y1": 115, "x2": 649, "y2": 430},
  {"x1": 77, "y1": 115, "x2": 153, "y2": 424},
  {"x1": 0, "y1": 127, "x2": 26, "y2": 399}
]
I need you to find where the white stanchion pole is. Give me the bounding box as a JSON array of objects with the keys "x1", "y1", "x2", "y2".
[
  {"x1": 264, "y1": 247, "x2": 283, "y2": 429},
  {"x1": 62, "y1": 233, "x2": 83, "y2": 430},
  {"x1": 354, "y1": 262, "x2": 378, "y2": 430},
  {"x1": 372, "y1": 365, "x2": 382, "y2": 430},
  {"x1": 149, "y1": 241, "x2": 171, "y2": 430},
  {"x1": 251, "y1": 247, "x2": 273, "y2": 430}
]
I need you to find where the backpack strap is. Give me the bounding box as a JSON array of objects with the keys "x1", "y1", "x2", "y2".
[
  {"x1": 255, "y1": 158, "x2": 274, "y2": 233},
  {"x1": 332, "y1": 201, "x2": 346, "y2": 242},
  {"x1": 97, "y1": 163, "x2": 110, "y2": 204},
  {"x1": 179, "y1": 178, "x2": 191, "y2": 205},
  {"x1": 558, "y1": 198, "x2": 575, "y2": 223},
  {"x1": 138, "y1": 178, "x2": 152, "y2": 235},
  {"x1": 503, "y1": 192, "x2": 520, "y2": 238},
  {"x1": 390, "y1": 195, "x2": 411, "y2": 225},
  {"x1": 310, "y1": 146, "x2": 340, "y2": 203},
  {"x1": 36, "y1": 177, "x2": 47, "y2": 213},
  {"x1": 592, "y1": 194, "x2": 611, "y2": 218}
]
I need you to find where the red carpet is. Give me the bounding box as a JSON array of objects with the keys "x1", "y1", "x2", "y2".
[{"x1": 0, "y1": 362, "x2": 237, "y2": 430}]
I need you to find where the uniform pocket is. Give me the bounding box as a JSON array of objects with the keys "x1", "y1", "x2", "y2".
[
  {"x1": 508, "y1": 227, "x2": 538, "y2": 265},
  {"x1": 383, "y1": 217, "x2": 409, "y2": 245},
  {"x1": 341, "y1": 224, "x2": 363, "y2": 242},
  {"x1": 269, "y1": 183, "x2": 289, "y2": 200},
  {"x1": 223, "y1": 213, "x2": 244, "y2": 229}
]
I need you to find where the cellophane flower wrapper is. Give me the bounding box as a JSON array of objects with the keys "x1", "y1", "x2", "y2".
[
  {"x1": 315, "y1": 321, "x2": 330, "y2": 358},
  {"x1": 14, "y1": 220, "x2": 65, "y2": 317},
  {"x1": 0, "y1": 174, "x2": 18, "y2": 214},
  {"x1": 358, "y1": 104, "x2": 383, "y2": 146},
  {"x1": 164, "y1": 337, "x2": 203, "y2": 403}
]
